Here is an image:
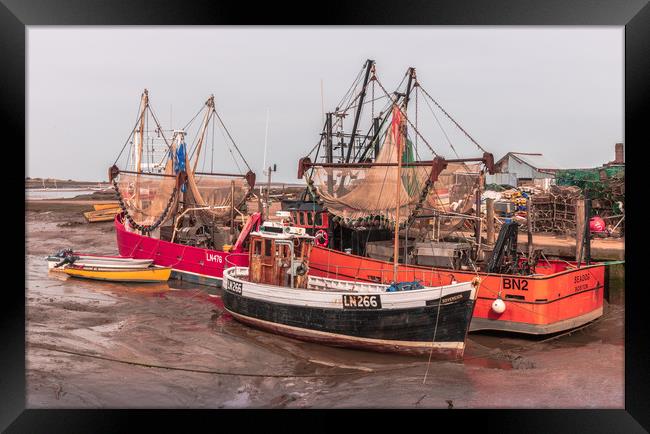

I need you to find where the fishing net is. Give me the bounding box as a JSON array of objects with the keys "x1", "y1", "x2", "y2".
[
  {"x1": 426, "y1": 163, "x2": 480, "y2": 212},
  {"x1": 184, "y1": 169, "x2": 251, "y2": 221},
  {"x1": 308, "y1": 106, "x2": 481, "y2": 232},
  {"x1": 309, "y1": 107, "x2": 430, "y2": 226},
  {"x1": 115, "y1": 157, "x2": 179, "y2": 227},
  {"x1": 424, "y1": 162, "x2": 481, "y2": 236}
]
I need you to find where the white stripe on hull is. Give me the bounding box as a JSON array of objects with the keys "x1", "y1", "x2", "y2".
[{"x1": 223, "y1": 267, "x2": 476, "y2": 310}]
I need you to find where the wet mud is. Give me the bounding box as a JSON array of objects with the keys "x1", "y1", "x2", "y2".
[{"x1": 25, "y1": 206, "x2": 624, "y2": 408}]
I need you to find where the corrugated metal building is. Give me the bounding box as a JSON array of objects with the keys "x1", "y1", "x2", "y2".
[{"x1": 494, "y1": 152, "x2": 560, "y2": 183}]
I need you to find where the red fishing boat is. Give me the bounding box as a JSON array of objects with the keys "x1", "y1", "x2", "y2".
[
  {"x1": 109, "y1": 90, "x2": 258, "y2": 286},
  {"x1": 115, "y1": 212, "x2": 260, "y2": 286}
]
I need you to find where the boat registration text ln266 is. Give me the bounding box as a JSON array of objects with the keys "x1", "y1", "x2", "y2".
[
  {"x1": 226, "y1": 279, "x2": 242, "y2": 294},
  {"x1": 342, "y1": 294, "x2": 382, "y2": 309}
]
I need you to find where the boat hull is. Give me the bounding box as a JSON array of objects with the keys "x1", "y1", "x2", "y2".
[
  {"x1": 63, "y1": 266, "x2": 172, "y2": 283},
  {"x1": 47, "y1": 256, "x2": 153, "y2": 270},
  {"x1": 114, "y1": 213, "x2": 249, "y2": 287},
  {"x1": 222, "y1": 267, "x2": 477, "y2": 358},
  {"x1": 309, "y1": 246, "x2": 605, "y2": 335}
]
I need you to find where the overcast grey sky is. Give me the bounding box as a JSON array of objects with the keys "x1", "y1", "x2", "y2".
[{"x1": 27, "y1": 27, "x2": 623, "y2": 183}]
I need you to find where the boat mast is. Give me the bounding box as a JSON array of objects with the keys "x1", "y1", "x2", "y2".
[
  {"x1": 393, "y1": 104, "x2": 404, "y2": 283},
  {"x1": 191, "y1": 95, "x2": 215, "y2": 173},
  {"x1": 391, "y1": 69, "x2": 415, "y2": 282},
  {"x1": 344, "y1": 59, "x2": 374, "y2": 163},
  {"x1": 135, "y1": 89, "x2": 148, "y2": 204}
]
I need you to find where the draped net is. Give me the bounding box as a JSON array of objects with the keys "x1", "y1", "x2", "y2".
[
  {"x1": 116, "y1": 158, "x2": 179, "y2": 227},
  {"x1": 184, "y1": 154, "x2": 251, "y2": 221},
  {"x1": 308, "y1": 106, "x2": 481, "y2": 229},
  {"x1": 309, "y1": 107, "x2": 430, "y2": 225}
]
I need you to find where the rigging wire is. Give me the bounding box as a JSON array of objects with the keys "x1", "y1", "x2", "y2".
[
  {"x1": 113, "y1": 104, "x2": 147, "y2": 166},
  {"x1": 212, "y1": 109, "x2": 253, "y2": 172},
  {"x1": 183, "y1": 103, "x2": 207, "y2": 132},
  {"x1": 336, "y1": 62, "x2": 367, "y2": 113},
  {"x1": 421, "y1": 90, "x2": 461, "y2": 159},
  {"x1": 374, "y1": 76, "x2": 439, "y2": 157},
  {"x1": 418, "y1": 84, "x2": 488, "y2": 154}
]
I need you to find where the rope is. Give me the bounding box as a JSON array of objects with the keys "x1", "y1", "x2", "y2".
[
  {"x1": 421, "y1": 90, "x2": 461, "y2": 158},
  {"x1": 418, "y1": 84, "x2": 488, "y2": 154},
  {"x1": 422, "y1": 282, "x2": 445, "y2": 384},
  {"x1": 335, "y1": 62, "x2": 366, "y2": 112},
  {"x1": 374, "y1": 77, "x2": 439, "y2": 157},
  {"x1": 147, "y1": 105, "x2": 172, "y2": 152},
  {"x1": 28, "y1": 343, "x2": 373, "y2": 378},
  {"x1": 183, "y1": 104, "x2": 207, "y2": 132},
  {"x1": 212, "y1": 109, "x2": 252, "y2": 172},
  {"x1": 113, "y1": 108, "x2": 146, "y2": 166}
]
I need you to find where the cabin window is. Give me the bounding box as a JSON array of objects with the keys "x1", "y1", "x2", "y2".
[
  {"x1": 264, "y1": 239, "x2": 273, "y2": 257},
  {"x1": 253, "y1": 240, "x2": 262, "y2": 256},
  {"x1": 298, "y1": 212, "x2": 305, "y2": 226},
  {"x1": 307, "y1": 212, "x2": 313, "y2": 225},
  {"x1": 314, "y1": 212, "x2": 323, "y2": 226}
]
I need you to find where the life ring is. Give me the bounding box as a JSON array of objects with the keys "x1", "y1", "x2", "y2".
[{"x1": 314, "y1": 229, "x2": 328, "y2": 247}]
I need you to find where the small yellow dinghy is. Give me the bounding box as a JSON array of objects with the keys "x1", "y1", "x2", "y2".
[
  {"x1": 62, "y1": 265, "x2": 172, "y2": 283},
  {"x1": 93, "y1": 202, "x2": 120, "y2": 211},
  {"x1": 83, "y1": 207, "x2": 121, "y2": 223}
]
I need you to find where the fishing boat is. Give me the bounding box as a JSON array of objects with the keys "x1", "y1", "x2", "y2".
[
  {"x1": 288, "y1": 60, "x2": 605, "y2": 335},
  {"x1": 222, "y1": 221, "x2": 479, "y2": 358},
  {"x1": 46, "y1": 249, "x2": 154, "y2": 270},
  {"x1": 109, "y1": 90, "x2": 257, "y2": 287},
  {"x1": 62, "y1": 264, "x2": 172, "y2": 283},
  {"x1": 308, "y1": 245, "x2": 604, "y2": 334}
]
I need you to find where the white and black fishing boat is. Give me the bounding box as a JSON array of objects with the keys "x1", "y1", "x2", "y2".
[
  {"x1": 222, "y1": 221, "x2": 480, "y2": 359},
  {"x1": 46, "y1": 248, "x2": 154, "y2": 270}
]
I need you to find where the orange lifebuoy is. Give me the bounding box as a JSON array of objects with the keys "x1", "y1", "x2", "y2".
[{"x1": 314, "y1": 229, "x2": 328, "y2": 247}]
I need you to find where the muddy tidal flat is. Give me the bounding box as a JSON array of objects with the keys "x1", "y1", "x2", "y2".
[{"x1": 25, "y1": 202, "x2": 624, "y2": 408}]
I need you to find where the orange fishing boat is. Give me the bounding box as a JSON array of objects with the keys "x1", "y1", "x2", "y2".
[
  {"x1": 289, "y1": 60, "x2": 606, "y2": 335},
  {"x1": 308, "y1": 245, "x2": 604, "y2": 334}
]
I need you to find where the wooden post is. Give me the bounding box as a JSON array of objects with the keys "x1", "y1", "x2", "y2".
[
  {"x1": 230, "y1": 180, "x2": 235, "y2": 235},
  {"x1": 265, "y1": 166, "x2": 272, "y2": 220},
  {"x1": 584, "y1": 190, "x2": 592, "y2": 265},
  {"x1": 474, "y1": 172, "x2": 483, "y2": 253},
  {"x1": 575, "y1": 198, "x2": 585, "y2": 264},
  {"x1": 486, "y1": 198, "x2": 495, "y2": 245},
  {"x1": 527, "y1": 198, "x2": 533, "y2": 260}
]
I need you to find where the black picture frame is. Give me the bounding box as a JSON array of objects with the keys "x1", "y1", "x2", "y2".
[{"x1": 6, "y1": 0, "x2": 648, "y2": 431}]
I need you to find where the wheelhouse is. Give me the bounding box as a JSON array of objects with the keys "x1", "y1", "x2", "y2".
[{"x1": 248, "y1": 222, "x2": 314, "y2": 289}]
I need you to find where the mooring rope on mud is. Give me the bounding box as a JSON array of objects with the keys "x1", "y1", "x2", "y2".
[{"x1": 28, "y1": 342, "x2": 419, "y2": 378}]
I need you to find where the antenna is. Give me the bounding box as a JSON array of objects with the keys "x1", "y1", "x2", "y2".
[
  {"x1": 261, "y1": 108, "x2": 270, "y2": 198},
  {"x1": 321, "y1": 79, "x2": 325, "y2": 124}
]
